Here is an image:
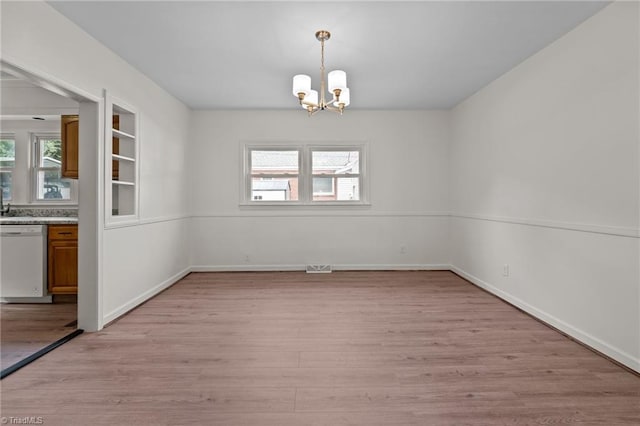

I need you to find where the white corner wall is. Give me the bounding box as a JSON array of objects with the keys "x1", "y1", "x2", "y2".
[
  {"x1": 1, "y1": 1, "x2": 192, "y2": 327},
  {"x1": 189, "y1": 110, "x2": 451, "y2": 270},
  {"x1": 450, "y1": 1, "x2": 639, "y2": 371}
]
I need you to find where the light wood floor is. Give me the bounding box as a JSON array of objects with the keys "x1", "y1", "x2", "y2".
[
  {"x1": 1, "y1": 271, "x2": 638, "y2": 425},
  {"x1": 1, "y1": 299, "x2": 77, "y2": 370}
]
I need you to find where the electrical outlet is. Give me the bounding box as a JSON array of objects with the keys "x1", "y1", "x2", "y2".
[
  {"x1": 503, "y1": 264, "x2": 510, "y2": 277},
  {"x1": 400, "y1": 245, "x2": 407, "y2": 254},
  {"x1": 244, "y1": 254, "x2": 250, "y2": 263}
]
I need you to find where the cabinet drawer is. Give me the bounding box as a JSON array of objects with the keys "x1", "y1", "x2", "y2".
[{"x1": 48, "y1": 225, "x2": 78, "y2": 240}]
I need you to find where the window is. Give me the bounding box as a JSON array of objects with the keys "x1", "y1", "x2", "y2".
[
  {"x1": 33, "y1": 134, "x2": 75, "y2": 202},
  {"x1": 311, "y1": 149, "x2": 360, "y2": 201},
  {"x1": 249, "y1": 149, "x2": 300, "y2": 201},
  {"x1": 244, "y1": 145, "x2": 366, "y2": 205},
  {"x1": 0, "y1": 136, "x2": 15, "y2": 201}
]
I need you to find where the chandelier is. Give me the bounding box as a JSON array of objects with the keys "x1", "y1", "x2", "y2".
[{"x1": 292, "y1": 30, "x2": 350, "y2": 116}]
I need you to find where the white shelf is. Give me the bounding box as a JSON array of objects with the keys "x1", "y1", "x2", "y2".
[
  {"x1": 112, "y1": 128, "x2": 136, "y2": 141},
  {"x1": 112, "y1": 180, "x2": 135, "y2": 186},
  {"x1": 106, "y1": 92, "x2": 139, "y2": 222},
  {"x1": 112, "y1": 154, "x2": 135, "y2": 162}
]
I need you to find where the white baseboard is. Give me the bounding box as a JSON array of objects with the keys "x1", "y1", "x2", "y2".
[
  {"x1": 191, "y1": 264, "x2": 304, "y2": 272},
  {"x1": 102, "y1": 267, "x2": 191, "y2": 325},
  {"x1": 451, "y1": 265, "x2": 640, "y2": 374},
  {"x1": 190, "y1": 263, "x2": 451, "y2": 272},
  {"x1": 1, "y1": 296, "x2": 53, "y2": 304}
]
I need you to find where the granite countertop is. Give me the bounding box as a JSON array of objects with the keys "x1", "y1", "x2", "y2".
[{"x1": 0, "y1": 217, "x2": 78, "y2": 225}]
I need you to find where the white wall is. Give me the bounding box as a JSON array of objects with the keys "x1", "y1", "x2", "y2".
[
  {"x1": 450, "y1": 1, "x2": 639, "y2": 371},
  {"x1": 1, "y1": 80, "x2": 79, "y2": 116},
  {"x1": 189, "y1": 110, "x2": 451, "y2": 270},
  {"x1": 1, "y1": 1, "x2": 192, "y2": 327}
]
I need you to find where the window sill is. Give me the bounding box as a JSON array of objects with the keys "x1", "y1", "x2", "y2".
[
  {"x1": 239, "y1": 201, "x2": 371, "y2": 210},
  {"x1": 10, "y1": 202, "x2": 78, "y2": 208}
]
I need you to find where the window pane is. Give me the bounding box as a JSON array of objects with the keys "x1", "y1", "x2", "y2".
[
  {"x1": 313, "y1": 177, "x2": 334, "y2": 195},
  {"x1": 251, "y1": 177, "x2": 298, "y2": 201},
  {"x1": 312, "y1": 150, "x2": 359, "y2": 174},
  {"x1": 0, "y1": 171, "x2": 12, "y2": 200},
  {"x1": 36, "y1": 170, "x2": 72, "y2": 200},
  {"x1": 39, "y1": 138, "x2": 62, "y2": 167},
  {"x1": 0, "y1": 139, "x2": 15, "y2": 167},
  {"x1": 251, "y1": 150, "x2": 298, "y2": 174},
  {"x1": 313, "y1": 177, "x2": 359, "y2": 201}
]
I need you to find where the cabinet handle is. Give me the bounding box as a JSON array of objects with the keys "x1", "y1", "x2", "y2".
[{"x1": 58, "y1": 232, "x2": 73, "y2": 235}]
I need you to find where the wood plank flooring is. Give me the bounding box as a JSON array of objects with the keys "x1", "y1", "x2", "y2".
[
  {"x1": 1, "y1": 300, "x2": 77, "y2": 370},
  {"x1": 1, "y1": 271, "x2": 638, "y2": 425}
]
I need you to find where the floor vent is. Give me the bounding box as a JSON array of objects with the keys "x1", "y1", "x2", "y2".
[{"x1": 306, "y1": 264, "x2": 332, "y2": 273}]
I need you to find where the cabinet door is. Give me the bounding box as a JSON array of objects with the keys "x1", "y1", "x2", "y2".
[
  {"x1": 61, "y1": 115, "x2": 119, "y2": 180},
  {"x1": 48, "y1": 240, "x2": 78, "y2": 294},
  {"x1": 61, "y1": 115, "x2": 79, "y2": 179}
]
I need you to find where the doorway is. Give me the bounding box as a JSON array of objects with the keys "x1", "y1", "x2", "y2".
[{"x1": 0, "y1": 59, "x2": 102, "y2": 376}]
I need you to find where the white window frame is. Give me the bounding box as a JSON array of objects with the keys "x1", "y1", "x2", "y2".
[
  {"x1": 242, "y1": 142, "x2": 368, "y2": 206},
  {"x1": 0, "y1": 133, "x2": 15, "y2": 202},
  {"x1": 31, "y1": 132, "x2": 78, "y2": 204}
]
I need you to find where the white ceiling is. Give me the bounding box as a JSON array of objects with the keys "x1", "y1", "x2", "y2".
[{"x1": 48, "y1": 1, "x2": 609, "y2": 110}]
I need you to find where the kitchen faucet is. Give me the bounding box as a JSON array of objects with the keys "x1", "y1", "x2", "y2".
[{"x1": 0, "y1": 190, "x2": 10, "y2": 216}]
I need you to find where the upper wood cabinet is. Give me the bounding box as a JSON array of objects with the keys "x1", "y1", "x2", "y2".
[
  {"x1": 60, "y1": 115, "x2": 120, "y2": 180},
  {"x1": 61, "y1": 115, "x2": 79, "y2": 179}
]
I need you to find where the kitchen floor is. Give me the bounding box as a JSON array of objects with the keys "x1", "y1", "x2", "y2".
[{"x1": 0, "y1": 297, "x2": 77, "y2": 370}]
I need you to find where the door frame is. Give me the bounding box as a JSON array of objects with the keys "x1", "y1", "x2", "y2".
[{"x1": 1, "y1": 58, "x2": 105, "y2": 331}]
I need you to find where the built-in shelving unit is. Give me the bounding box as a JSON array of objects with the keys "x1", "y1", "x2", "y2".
[{"x1": 105, "y1": 92, "x2": 139, "y2": 224}]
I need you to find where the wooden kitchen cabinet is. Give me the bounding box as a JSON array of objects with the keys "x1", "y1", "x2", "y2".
[
  {"x1": 61, "y1": 115, "x2": 119, "y2": 180},
  {"x1": 48, "y1": 225, "x2": 78, "y2": 295},
  {"x1": 61, "y1": 115, "x2": 79, "y2": 179}
]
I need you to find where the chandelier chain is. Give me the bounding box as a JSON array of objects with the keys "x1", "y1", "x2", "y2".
[{"x1": 319, "y1": 37, "x2": 326, "y2": 108}]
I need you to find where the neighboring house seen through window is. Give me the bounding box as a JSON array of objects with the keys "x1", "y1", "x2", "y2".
[
  {"x1": 311, "y1": 149, "x2": 360, "y2": 201},
  {"x1": 33, "y1": 134, "x2": 75, "y2": 202},
  {"x1": 245, "y1": 145, "x2": 366, "y2": 204},
  {"x1": 0, "y1": 135, "x2": 15, "y2": 201}
]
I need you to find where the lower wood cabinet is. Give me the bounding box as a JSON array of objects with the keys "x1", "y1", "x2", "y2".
[{"x1": 48, "y1": 225, "x2": 78, "y2": 295}]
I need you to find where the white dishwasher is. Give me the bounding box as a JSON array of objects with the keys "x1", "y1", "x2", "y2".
[{"x1": 0, "y1": 225, "x2": 47, "y2": 299}]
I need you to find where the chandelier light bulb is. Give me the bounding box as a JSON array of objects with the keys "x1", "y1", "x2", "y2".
[
  {"x1": 334, "y1": 87, "x2": 350, "y2": 107},
  {"x1": 328, "y1": 70, "x2": 347, "y2": 94},
  {"x1": 292, "y1": 74, "x2": 311, "y2": 98},
  {"x1": 301, "y1": 90, "x2": 318, "y2": 109}
]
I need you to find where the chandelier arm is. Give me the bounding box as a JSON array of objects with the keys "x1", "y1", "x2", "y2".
[
  {"x1": 324, "y1": 105, "x2": 343, "y2": 113},
  {"x1": 301, "y1": 100, "x2": 320, "y2": 108},
  {"x1": 326, "y1": 96, "x2": 339, "y2": 105}
]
